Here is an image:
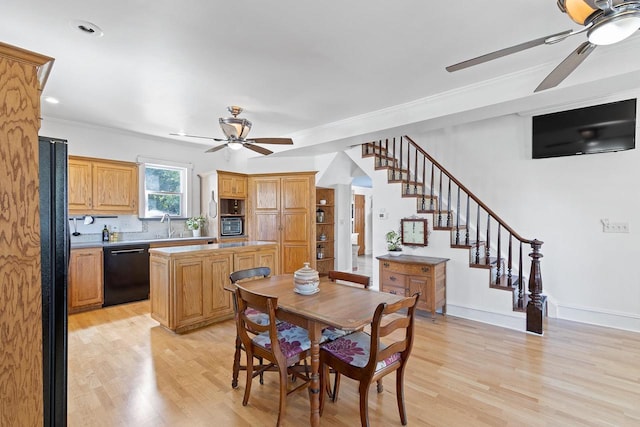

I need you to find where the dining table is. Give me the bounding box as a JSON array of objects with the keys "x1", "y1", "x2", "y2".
[{"x1": 226, "y1": 274, "x2": 406, "y2": 426}]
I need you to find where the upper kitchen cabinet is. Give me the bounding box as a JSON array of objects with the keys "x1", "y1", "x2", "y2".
[
  {"x1": 218, "y1": 171, "x2": 247, "y2": 199},
  {"x1": 68, "y1": 156, "x2": 139, "y2": 215},
  {"x1": 247, "y1": 172, "x2": 316, "y2": 274}
]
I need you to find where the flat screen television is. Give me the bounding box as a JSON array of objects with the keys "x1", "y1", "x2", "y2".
[{"x1": 532, "y1": 98, "x2": 636, "y2": 159}]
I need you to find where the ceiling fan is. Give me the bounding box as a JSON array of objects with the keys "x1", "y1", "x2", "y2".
[
  {"x1": 170, "y1": 106, "x2": 293, "y2": 155},
  {"x1": 446, "y1": 0, "x2": 640, "y2": 92}
]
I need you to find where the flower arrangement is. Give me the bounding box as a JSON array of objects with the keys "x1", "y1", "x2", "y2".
[
  {"x1": 186, "y1": 215, "x2": 206, "y2": 230},
  {"x1": 385, "y1": 230, "x2": 402, "y2": 252}
]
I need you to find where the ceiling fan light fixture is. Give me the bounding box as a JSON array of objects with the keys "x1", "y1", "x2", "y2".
[
  {"x1": 219, "y1": 117, "x2": 252, "y2": 139},
  {"x1": 587, "y1": 9, "x2": 640, "y2": 45},
  {"x1": 227, "y1": 140, "x2": 244, "y2": 150}
]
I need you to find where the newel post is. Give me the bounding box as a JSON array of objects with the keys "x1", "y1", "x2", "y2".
[{"x1": 526, "y1": 239, "x2": 544, "y2": 334}]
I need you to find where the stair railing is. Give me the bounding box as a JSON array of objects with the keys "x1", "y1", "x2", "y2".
[{"x1": 364, "y1": 135, "x2": 544, "y2": 334}]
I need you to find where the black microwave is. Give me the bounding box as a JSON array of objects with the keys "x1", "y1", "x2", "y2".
[{"x1": 221, "y1": 217, "x2": 243, "y2": 236}]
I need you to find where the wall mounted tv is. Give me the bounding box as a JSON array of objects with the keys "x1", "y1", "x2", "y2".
[{"x1": 532, "y1": 98, "x2": 636, "y2": 159}]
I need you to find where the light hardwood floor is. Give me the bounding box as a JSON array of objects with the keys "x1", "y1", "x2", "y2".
[{"x1": 68, "y1": 300, "x2": 640, "y2": 426}]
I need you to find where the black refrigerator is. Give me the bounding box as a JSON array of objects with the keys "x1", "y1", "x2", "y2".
[{"x1": 39, "y1": 136, "x2": 68, "y2": 426}]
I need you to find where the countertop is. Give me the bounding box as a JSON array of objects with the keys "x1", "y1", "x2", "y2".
[
  {"x1": 149, "y1": 240, "x2": 276, "y2": 255},
  {"x1": 70, "y1": 236, "x2": 216, "y2": 249}
]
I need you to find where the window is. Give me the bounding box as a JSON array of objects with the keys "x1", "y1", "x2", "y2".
[{"x1": 138, "y1": 158, "x2": 192, "y2": 218}]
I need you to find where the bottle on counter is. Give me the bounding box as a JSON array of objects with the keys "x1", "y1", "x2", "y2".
[{"x1": 102, "y1": 225, "x2": 110, "y2": 242}]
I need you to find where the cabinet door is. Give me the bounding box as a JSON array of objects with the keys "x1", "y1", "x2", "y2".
[
  {"x1": 408, "y1": 275, "x2": 431, "y2": 312},
  {"x1": 248, "y1": 177, "x2": 280, "y2": 242},
  {"x1": 174, "y1": 257, "x2": 207, "y2": 328},
  {"x1": 203, "y1": 254, "x2": 233, "y2": 319},
  {"x1": 92, "y1": 161, "x2": 138, "y2": 213},
  {"x1": 234, "y1": 252, "x2": 258, "y2": 272},
  {"x1": 68, "y1": 158, "x2": 93, "y2": 213},
  {"x1": 219, "y1": 173, "x2": 247, "y2": 198},
  {"x1": 281, "y1": 176, "x2": 314, "y2": 274},
  {"x1": 69, "y1": 248, "x2": 103, "y2": 312}
]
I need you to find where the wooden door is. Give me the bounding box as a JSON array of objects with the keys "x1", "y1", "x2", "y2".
[
  {"x1": 68, "y1": 158, "x2": 93, "y2": 213},
  {"x1": 92, "y1": 160, "x2": 138, "y2": 213},
  {"x1": 68, "y1": 248, "x2": 103, "y2": 313},
  {"x1": 354, "y1": 194, "x2": 365, "y2": 255}
]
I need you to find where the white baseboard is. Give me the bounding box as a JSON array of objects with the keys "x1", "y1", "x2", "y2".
[
  {"x1": 446, "y1": 304, "x2": 527, "y2": 332},
  {"x1": 556, "y1": 304, "x2": 640, "y2": 333}
]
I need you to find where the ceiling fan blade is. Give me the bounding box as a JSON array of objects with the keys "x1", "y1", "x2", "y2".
[
  {"x1": 244, "y1": 143, "x2": 273, "y2": 155},
  {"x1": 248, "y1": 137, "x2": 294, "y2": 145},
  {"x1": 534, "y1": 42, "x2": 596, "y2": 92},
  {"x1": 205, "y1": 144, "x2": 227, "y2": 153},
  {"x1": 446, "y1": 30, "x2": 574, "y2": 72},
  {"x1": 170, "y1": 133, "x2": 218, "y2": 140}
]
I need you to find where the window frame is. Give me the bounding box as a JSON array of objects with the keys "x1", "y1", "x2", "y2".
[{"x1": 138, "y1": 157, "x2": 193, "y2": 219}]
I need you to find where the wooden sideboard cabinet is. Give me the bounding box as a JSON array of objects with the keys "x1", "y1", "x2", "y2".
[
  {"x1": 377, "y1": 254, "x2": 449, "y2": 318},
  {"x1": 69, "y1": 247, "x2": 104, "y2": 313}
]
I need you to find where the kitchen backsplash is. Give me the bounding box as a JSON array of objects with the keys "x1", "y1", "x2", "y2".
[{"x1": 69, "y1": 215, "x2": 195, "y2": 243}]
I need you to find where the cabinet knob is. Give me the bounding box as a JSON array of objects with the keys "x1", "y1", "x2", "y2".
[
  {"x1": 383, "y1": 262, "x2": 389, "y2": 268},
  {"x1": 389, "y1": 290, "x2": 397, "y2": 295},
  {"x1": 390, "y1": 276, "x2": 397, "y2": 281},
  {"x1": 422, "y1": 267, "x2": 430, "y2": 273}
]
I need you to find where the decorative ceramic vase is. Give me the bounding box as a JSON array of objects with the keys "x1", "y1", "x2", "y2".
[
  {"x1": 388, "y1": 250, "x2": 402, "y2": 257},
  {"x1": 192, "y1": 229, "x2": 201, "y2": 237},
  {"x1": 294, "y1": 262, "x2": 320, "y2": 294}
]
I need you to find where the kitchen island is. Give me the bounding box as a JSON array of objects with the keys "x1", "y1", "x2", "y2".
[{"x1": 149, "y1": 241, "x2": 278, "y2": 333}]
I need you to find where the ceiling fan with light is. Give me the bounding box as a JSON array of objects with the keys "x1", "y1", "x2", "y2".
[
  {"x1": 170, "y1": 106, "x2": 293, "y2": 155},
  {"x1": 446, "y1": 0, "x2": 640, "y2": 92}
]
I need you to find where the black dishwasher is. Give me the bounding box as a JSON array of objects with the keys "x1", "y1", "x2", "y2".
[{"x1": 103, "y1": 243, "x2": 150, "y2": 307}]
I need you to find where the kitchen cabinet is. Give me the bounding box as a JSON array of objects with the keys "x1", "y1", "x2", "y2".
[
  {"x1": 218, "y1": 171, "x2": 247, "y2": 198},
  {"x1": 68, "y1": 156, "x2": 138, "y2": 215},
  {"x1": 377, "y1": 254, "x2": 448, "y2": 318},
  {"x1": 247, "y1": 172, "x2": 316, "y2": 274},
  {"x1": 315, "y1": 187, "x2": 335, "y2": 276},
  {"x1": 149, "y1": 242, "x2": 278, "y2": 333},
  {"x1": 68, "y1": 247, "x2": 104, "y2": 313}
]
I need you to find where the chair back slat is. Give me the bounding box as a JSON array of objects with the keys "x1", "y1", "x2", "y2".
[
  {"x1": 230, "y1": 267, "x2": 271, "y2": 284},
  {"x1": 367, "y1": 292, "x2": 420, "y2": 371},
  {"x1": 327, "y1": 270, "x2": 371, "y2": 288},
  {"x1": 234, "y1": 286, "x2": 281, "y2": 356}
]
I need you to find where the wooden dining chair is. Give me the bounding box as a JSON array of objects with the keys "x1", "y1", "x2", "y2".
[
  {"x1": 234, "y1": 285, "x2": 312, "y2": 426},
  {"x1": 323, "y1": 270, "x2": 371, "y2": 399},
  {"x1": 229, "y1": 267, "x2": 271, "y2": 388},
  {"x1": 319, "y1": 293, "x2": 421, "y2": 427}
]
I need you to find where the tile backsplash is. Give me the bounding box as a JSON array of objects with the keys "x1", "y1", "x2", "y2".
[{"x1": 69, "y1": 215, "x2": 193, "y2": 243}]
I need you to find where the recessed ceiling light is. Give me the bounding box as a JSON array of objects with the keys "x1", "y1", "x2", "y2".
[
  {"x1": 44, "y1": 96, "x2": 59, "y2": 104},
  {"x1": 70, "y1": 20, "x2": 104, "y2": 37}
]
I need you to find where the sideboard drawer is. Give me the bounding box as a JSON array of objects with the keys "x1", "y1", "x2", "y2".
[{"x1": 381, "y1": 270, "x2": 406, "y2": 287}]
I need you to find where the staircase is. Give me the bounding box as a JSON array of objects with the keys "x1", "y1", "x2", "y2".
[{"x1": 362, "y1": 136, "x2": 545, "y2": 334}]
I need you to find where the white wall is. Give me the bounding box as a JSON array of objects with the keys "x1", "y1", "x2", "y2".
[{"x1": 370, "y1": 113, "x2": 640, "y2": 332}]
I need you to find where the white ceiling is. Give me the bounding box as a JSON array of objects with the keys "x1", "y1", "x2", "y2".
[{"x1": 3, "y1": 1, "x2": 640, "y2": 155}]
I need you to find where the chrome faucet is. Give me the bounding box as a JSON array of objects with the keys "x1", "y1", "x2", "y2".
[{"x1": 160, "y1": 213, "x2": 174, "y2": 238}]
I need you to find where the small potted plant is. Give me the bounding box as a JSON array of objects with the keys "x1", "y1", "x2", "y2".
[
  {"x1": 385, "y1": 230, "x2": 402, "y2": 256},
  {"x1": 186, "y1": 215, "x2": 206, "y2": 237}
]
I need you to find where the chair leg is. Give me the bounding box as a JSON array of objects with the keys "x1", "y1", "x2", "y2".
[
  {"x1": 396, "y1": 367, "x2": 407, "y2": 425},
  {"x1": 320, "y1": 363, "x2": 327, "y2": 415},
  {"x1": 232, "y1": 335, "x2": 242, "y2": 388},
  {"x1": 358, "y1": 381, "x2": 371, "y2": 427},
  {"x1": 332, "y1": 372, "x2": 341, "y2": 402},
  {"x1": 242, "y1": 352, "x2": 254, "y2": 406},
  {"x1": 258, "y1": 356, "x2": 264, "y2": 385},
  {"x1": 276, "y1": 363, "x2": 289, "y2": 427}
]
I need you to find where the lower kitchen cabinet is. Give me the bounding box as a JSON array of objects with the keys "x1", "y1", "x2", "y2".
[
  {"x1": 69, "y1": 247, "x2": 104, "y2": 313},
  {"x1": 377, "y1": 254, "x2": 449, "y2": 318}
]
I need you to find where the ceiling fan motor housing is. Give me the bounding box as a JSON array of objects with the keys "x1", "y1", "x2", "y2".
[{"x1": 559, "y1": 0, "x2": 600, "y2": 25}]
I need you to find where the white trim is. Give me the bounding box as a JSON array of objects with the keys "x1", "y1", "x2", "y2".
[
  {"x1": 137, "y1": 155, "x2": 193, "y2": 170},
  {"x1": 446, "y1": 304, "x2": 527, "y2": 333},
  {"x1": 557, "y1": 303, "x2": 640, "y2": 333}
]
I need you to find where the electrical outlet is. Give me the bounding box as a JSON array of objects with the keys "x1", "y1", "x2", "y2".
[{"x1": 603, "y1": 222, "x2": 629, "y2": 233}]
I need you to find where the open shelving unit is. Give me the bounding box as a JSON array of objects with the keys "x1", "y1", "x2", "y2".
[{"x1": 315, "y1": 187, "x2": 335, "y2": 276}]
